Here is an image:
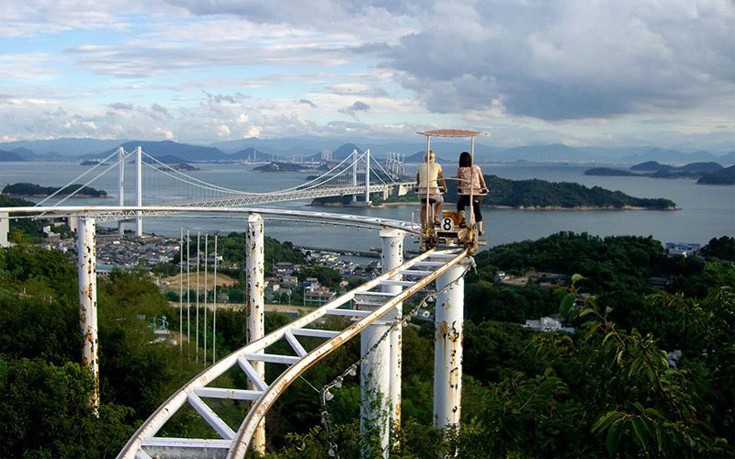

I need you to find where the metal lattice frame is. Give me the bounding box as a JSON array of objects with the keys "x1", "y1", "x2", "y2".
[{"x1": 118, "y1": 247, "x2": 467, "y2": 459}]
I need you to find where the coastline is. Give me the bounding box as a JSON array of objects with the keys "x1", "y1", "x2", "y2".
[
  {"x1": 3, "y1": 194, "x2": 110, "y2": 198},
  {"x1": 355, "y1": 202, "x2": 679, "y2": 211}
]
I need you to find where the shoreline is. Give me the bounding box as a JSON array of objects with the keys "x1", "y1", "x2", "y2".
[{"x1": 326, "y1": 201, "x2": 679, "y2": 211}]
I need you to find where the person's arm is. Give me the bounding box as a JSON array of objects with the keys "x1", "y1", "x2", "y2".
[
  {"x1": 438, "y1": 170, "x2": 446, "y2": 192},
  {"x1": 478, "y1": 166, "x2": 488, "y2": 193}
]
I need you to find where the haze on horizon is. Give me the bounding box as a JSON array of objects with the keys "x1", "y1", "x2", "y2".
[{"x1": 1, "y1": 1, "x2": 734, "y2": 153}]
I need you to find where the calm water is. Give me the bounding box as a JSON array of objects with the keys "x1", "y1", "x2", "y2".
[{"x1": 1, "y1": 161, "x2": 733, "y2": 252}]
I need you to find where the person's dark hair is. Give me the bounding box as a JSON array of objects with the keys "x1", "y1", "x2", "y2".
[{"x1": 459, "y1": 151, "x2": 472, "y2": 167}]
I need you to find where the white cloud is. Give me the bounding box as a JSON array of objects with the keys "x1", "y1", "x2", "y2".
[{"x1": 0, "y1": 0, "x2": 732, "y2": 150}]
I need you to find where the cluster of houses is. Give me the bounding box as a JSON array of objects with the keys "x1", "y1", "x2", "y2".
[
  {"x1": 664, "y1": 241, "x2": 701, "y2": 257},
  {"x1": 96, "y1": 235, "x2": 181, "y2": 270},
  {"x1": 39, "y1": 230, "x2": 181, "y2": 272},
  {"x1": 265, "y1": 250, "x2": 384, "y2": 306}
]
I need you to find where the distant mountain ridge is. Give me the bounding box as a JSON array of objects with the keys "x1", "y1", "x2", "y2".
[
  {"x1": 1, "y1": 137, "x2": 733, "y2": 165},
  {"x1": 0, "y1": 150, "x2": 25, "y2": 162}
]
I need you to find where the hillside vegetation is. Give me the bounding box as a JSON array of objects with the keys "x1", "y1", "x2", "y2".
[
  {"x1": 1, "y1": 233, "x2": 733, "y2": 458},
  {"x1": 2, "y1": 182, "x2": 108, "y2": 198},
  {"x1": 380, "y1": 174, "x2": 677, "y2": 209}
]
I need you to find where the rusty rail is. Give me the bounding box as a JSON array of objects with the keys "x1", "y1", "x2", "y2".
[{"x1": 118, "y1": 247, "x2": 467, "y2": 459}]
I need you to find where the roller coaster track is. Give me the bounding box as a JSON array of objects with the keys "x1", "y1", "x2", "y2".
[
  {"x1": 118, "y1": 247, "x2": 467, "y2": 459},
  {"x1": 0, "y1": 206, "x2": 469, "y2": 459}
]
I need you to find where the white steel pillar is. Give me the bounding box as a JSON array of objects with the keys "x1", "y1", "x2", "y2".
[
  {"x1": 433, "y1": 260, "x2": 467, "y2": 431},
  {"x1": 380, "y1": 228, "x2": 404, "y2": 446},
  {"x1": 360, "y1": 317, "x2": 391, "y2": 458},
  {"x1": 77, "y1": 216, "x2": 100, "y2": 411},
  {"x1": 358, "y1": 227, "x2": 401, "y2": 458},
  {"x1": 246, "y1": 213, "x2": 266, "y2": 454},
  {"x1": 135, "y1": 146, "x2": 143, "y2": 237},
  {"x1": 0, "y1": 212, "x2": 8, "y2": 248}
]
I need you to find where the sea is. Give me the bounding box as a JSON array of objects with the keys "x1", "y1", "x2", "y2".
[{"x1": 1, "y1": 161, "x2": 733, "y2": 254}]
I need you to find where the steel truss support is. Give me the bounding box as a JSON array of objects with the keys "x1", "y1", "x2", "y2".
[{"x1": 117, "y1": 247, "x2": 467, "y2": 459}]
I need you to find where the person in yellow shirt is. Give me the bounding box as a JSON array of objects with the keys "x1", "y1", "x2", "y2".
[{"x1": 416, "y1": 150, "x2": 447, "y2": 228}]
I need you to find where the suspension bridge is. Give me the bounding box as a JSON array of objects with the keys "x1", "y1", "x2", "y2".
[
  {"x1": 0, "y1": 131, "x2": 485, "y2": 458},
  {"x1": 27, "y1": 146, "x2": 415, "y2": 237}
]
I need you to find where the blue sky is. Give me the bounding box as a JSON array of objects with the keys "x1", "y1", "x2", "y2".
[{"x1": 1, "y1": 0, "x2": 733, "y2": 151}]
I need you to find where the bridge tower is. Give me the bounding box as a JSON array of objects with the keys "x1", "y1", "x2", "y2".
[
  {"x1": 364, "y1": 149, "x2": 371, "y2": 205},
  {"x1": 117, "y1": 147, "x2": 125, "y2": 237},
  {"x1": 135, "y1": 146, "x2": 143, "y2": 237}
]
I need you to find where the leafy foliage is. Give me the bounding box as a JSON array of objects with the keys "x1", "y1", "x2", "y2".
[
  {"x1": 1, "y1": 233, "x2": 733, "y2": 458},
  {"x1": 700, "y1": 235, "x2": 735, "y2": 261},
  {"x1": 439, "y1": 175, "x2": 677, "y2": 209},
  {"x1": 2, "y1": 182, "x2": 108, "y2": 197}
]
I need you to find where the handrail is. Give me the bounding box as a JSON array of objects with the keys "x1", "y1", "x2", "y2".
[{"x1": 0, "y1": 206, "x2": 421, "y2": 235}]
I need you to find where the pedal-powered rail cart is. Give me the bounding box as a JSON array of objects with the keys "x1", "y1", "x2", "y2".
[{"x1": 417, "y1": 129, "x2": 487, "y2": 255}]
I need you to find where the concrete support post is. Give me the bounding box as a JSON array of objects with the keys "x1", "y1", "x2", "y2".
[
  {"x1": 67, "y1": 216, "x2": 78, "y2": 234},
  {"x1": 246, "y1": 213, "x2": 265, "y2": 454},
  {"x1": 360, "y1": 316, "x2": 391, "y2": 458},
  {"x1": 77, "y1": 216, "x2": 100, "y2": 410},
  {"x1": 118, "y1": 147, "x2": 125, "y2": 237},
  {"x1": 380, "y1": 228, "x2": 404, "y2": 446},
  {"x1": 135, "y1": 146, "x2": 143, "y2": 237},
  {"x1": 358, "y1": 227, "x2": 402, "y2": 458},
  {"x1": 433, "y1": 261, "x2": 467, "y2": 431},
  {"x1": 0, "y1": 212, "x2": 8, "y2": 248}
]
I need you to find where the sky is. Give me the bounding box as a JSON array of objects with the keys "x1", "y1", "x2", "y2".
[{"x1": 1, "y1": 0, "x2": 734, "y2": 152}]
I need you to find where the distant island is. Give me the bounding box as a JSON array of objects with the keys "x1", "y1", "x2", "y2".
[
  {"x1": 163, "y1": 163, "x2": 199, "y2": 172},
  {"x1": 347, "y1": 174, "x2": 677, "y2": 210},
  {"x1": 586, "y1": 161, "x2": 735, "y2": 185},
  {"x1": 253, "y1": 161, "x2": 324, "y2": 173},
  {"x1": 2, "y1": 182, "x2": 109, "y2": 198},
  {"x1": 583, "y1": 167, "x2": 640, "y2": 177}
]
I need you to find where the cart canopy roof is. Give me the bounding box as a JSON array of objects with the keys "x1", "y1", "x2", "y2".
[{"x1": 417, "y1": 129, "x2": 486, "y2": 138}]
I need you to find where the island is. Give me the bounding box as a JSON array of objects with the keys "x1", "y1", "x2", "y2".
[
  {"x1": 253, "y1": 161, "x2": 323, "y2": 173},
  {"x1": 2, "y1": 182, "x2": 109, "y2": 198},
  {"x1": 81, "y1": 160, "x2": 110, "y2": 166},
  {"x1": 586, "y1": 161, "x2": 733, "y2": 185},
  {"x1": 339, "y1": 174, "x2": 677, "y2": 210},
  {"x1": 584, "y1": 167, "x2": 640, "y2": 177}
]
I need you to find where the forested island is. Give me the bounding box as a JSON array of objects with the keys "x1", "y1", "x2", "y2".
[
  {"x1": 253, "y1": 161, "x2": 324, "y2": 173},
  {"x1": 365, "y1": 174, "x2": 677, "y2": 210},
  {"x1": 2, "y1": 182, "x2": 108, "y2": 198},
  {"x1": 586, "y1": 161, "x2": 735, "y2": 185},
  {"x1": 1, "y1": 228, "x2": 733, "y2": 457}
]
